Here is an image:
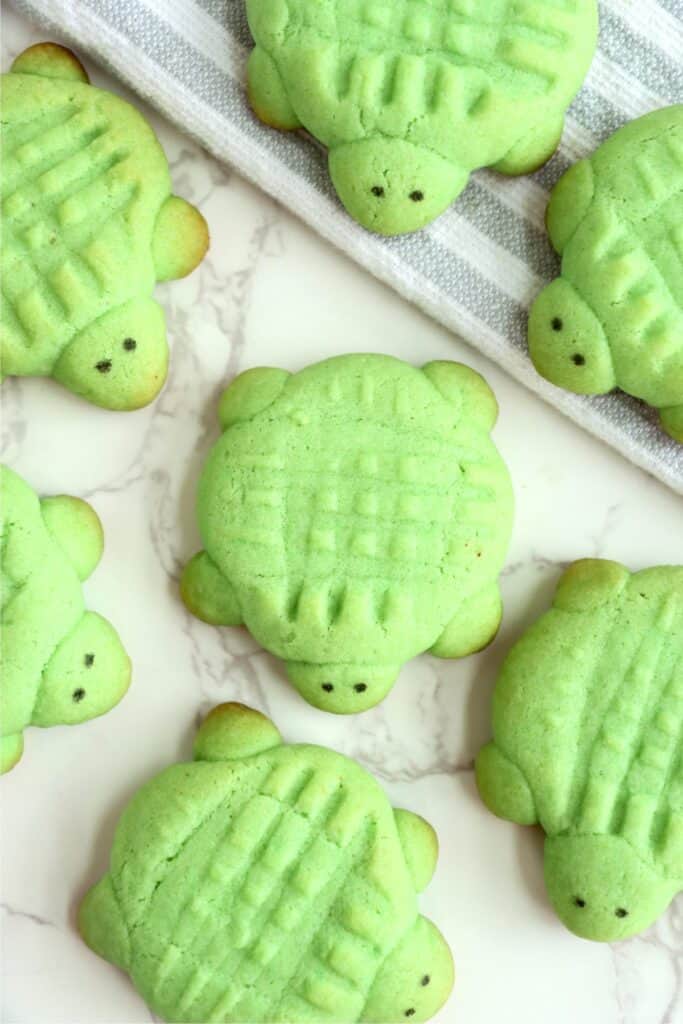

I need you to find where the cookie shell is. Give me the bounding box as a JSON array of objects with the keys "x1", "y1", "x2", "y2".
[
  {"x1": 529, "y1": 106, "x2": 683, "y2": 441},
  {"x1": 246, "y1": 0, "x2": 598, "y2": 234},
  {"x1": 476, "y1": 560, "x2": 683, "y2": 941},
  {"x1": 0, "y1": 465, "x2": 131, "y2": 773},
  {"x1": 1, "y1": 43, "x2": 209, "y2": 409},
  {"x1": 79, "y1": 702, "x2": 454, "y2": 1023},
  {"x1": 181, "y1": 354, "x2": 513, "y2": 714}
]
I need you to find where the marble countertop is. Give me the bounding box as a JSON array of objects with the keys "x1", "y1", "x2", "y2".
[{"x1": 2, "y1": 8, "x2": 682, "y2": 1024}]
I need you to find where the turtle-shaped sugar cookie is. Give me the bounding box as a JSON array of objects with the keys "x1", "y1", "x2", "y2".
[
  {"x1": 529, "y1": 106, "x2": 683, "y2": 442},
  {"x1": 1, "y1": 42, "x2": 209, "y2": 409},
  {"x1": 79, "y1": 702, "x2": 455, "y2": 1022},
  {"x1": 181, "y1": 354, "x2": 513, "y2": 713},
  {"x1": 246, "y1": 0, "x2": 598, "y2": 235},
  {"x1": 1, "y1": 465, "x2": 131, "y2": 774},
  {"x1": 476, "y1": 559, "x2": 683, "y2": 941}
]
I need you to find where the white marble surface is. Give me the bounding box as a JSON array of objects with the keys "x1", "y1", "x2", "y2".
[{"x1": 2, "y1": 7, "x2": 683, "y2": 1024}]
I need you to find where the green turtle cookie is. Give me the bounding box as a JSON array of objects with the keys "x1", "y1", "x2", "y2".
[
  {"x1": 80, "y1": 702, "x2": 454, "y2": 1023},
  {"x1": 1, "y1": 465, "x2": 131, "y2": 774},
  {"x1": 246, "y1": 0, "x2": 598, "y2": 235},
  {"x1": 476, "y1": 559, "x2": 683, "y2": 942},
  {"x1": 181, "y1": 354, "x2": 513, "y2": 713},
  {"x1": 1, "y1": 42, "x2": 209, "y2": 409},
  {"x1": 529, "y1": 106, "x2": 683, "y2": 442}
]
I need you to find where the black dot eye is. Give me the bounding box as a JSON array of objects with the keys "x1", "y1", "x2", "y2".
[
  {"x1": 321, "y1": 683, "x2": 334, "y2": 692},
  {"x1": 84, "y1": 653, "x2": 95, "y2": 667},
  {"x1": 72, "y1": 688, "x2": 86, "y2": 703},
  {"x1": 405, "y1": 1011, "x2": 416, "y2": 1019},
  {"x1": 95, "y1": 359, "x2": 112, "y2": 373},
  {"x1": 574, "y1": 897, "x2": 586, "y2": 908},
  {"x1": 551, "y1": 317, "x2": 563, "y2": 332},
  {"x1": 572, "y1": 353, "x2": 586, "y2": 366},
  {"x1": 354, "y1": 683, "x2": 367, "y2": 693},
  {"x1": 615, "y1": 908, "x2": 629, "y2": 918},
  {"x1": 371, "y1": 185, "x2": 385, "y2": 197},
  {"x1": 409, "y1": 190, "x2": 424, "y2": 202},
  {"x1": 421, "y1": 975, "x2": 430, "y2": 987},
  {"x1": 123, "y1": 338, "x2": 137, "y2": 352}
]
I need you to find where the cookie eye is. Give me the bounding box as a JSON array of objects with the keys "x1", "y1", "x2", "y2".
[
  {"x1": 409, "y1": 190, "x2": 424, "y2": 202},
  {"x1": 551, "y1": 317, "x2": 563, "y2": 332},
  {"x1": 421, "y1": 975, "x2": 430, "y2": 986},
  {"x1": 95, "y1": 359, "x2": 112, "y2": 373},
  {"x1": 371, "y1": 185, "x2": 385, "y2": 197},
  {"x1": 354, "y1": 683, "x2": 367, "y2": 693},
  {"x1": 123, "y1": 338, "x2": 137, "y2": 351},
  {"x1": 572, "y1": 353, "x2": 586, "y2": 366},
  {"x1": 405, "y1": 1011, "x2": 416, "y2": 1018},
  {"x1": 84, "y1": 653, "x2": 95, "y2": 667},
  {"x1": 615, "y1": 908, "x2": 629, "y2": 918},
  {"x1": 574, "y1": 897, "x2": 586, "y2": 908},
  {"x1": 321, "y1": 683, "x2": 334, "y2": 692},
  {"x1": 72, "y1": 688, "x2": 86, "y2": 703}
]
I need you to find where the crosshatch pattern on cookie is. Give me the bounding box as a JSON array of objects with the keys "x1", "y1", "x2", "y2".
[
  {"x1": 181, "y1": 355, "x2": 513, "y2": 713},
  {"x1": 212, "y1": 366, "x2": 501, "y2": 598},
  {"x1": 2, "y1": 101, "x2": 138, "y2": 357},
  {"x1": 246, "y1": 0, "x2": 597, "y2": 234},
  {"x1": 476, "y1": 561, "x2": 683, "y2": 943},
  {"x1": 79, "y1": 706, "x2": 455, "y2": 1021},
  {"x1": 1, "y1": 43, "x2": 208, "y2": 408},
  {"x1": 148, "y1": 762, "x2": 381, "y2": 1020},
  {"x1": 528, "y1": 107, "x2": 683, "y2": 443},
  {"x1": 293, "y1": 0, "x2": 572, "y2": 84}
]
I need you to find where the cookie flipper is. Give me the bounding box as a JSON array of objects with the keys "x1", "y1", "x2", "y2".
[
  {"x1": 247, "y1": 46, "x2": 301, "y2": 130},
  {"x1": 430, "y1": 585, "x2": 502, "y2": 659},
  {"x1": 0, "y1": 733, "x2": 24, "y2": 775},
  {"x1": 545, "y1": 158, "x2": 594, "y2": 254},
  {"x1": 153, "y1": 195, "x2": 209, "y2": 282},
  {"x1": 180, "y1": 551, "x2": 242, "y2": 626},
  {"x1": 193, "y1": 702, "x2": 282, "y2": 761},
  {"x1": 422, "y1": 361, "x2": 498, "y2": 430},
  {"x1": 40, "y1": 496, "x2": 103, "y2": 581},
  {"x1": 475, "y1": 742, "x2": 537, "y2": 825},
  {"x1": 218, "y1": 366, "x2": 290, "y2": 429},
  {"x1": 79, "y1": 874, "x2": 130, "y2": 971},
  {"x1": 493, "y1": 115, "x2": 564, "y2": 176},
  {"x1": 660, "y1": 404, "x2": 683, "y2": 443},
  {"x1": 553, "y1": 558, "x2": 630, "y2": 612},
  {"x1": 394, "y1": 809, "x2": 439, "y2": 893},
  {"x1": 10, "y1": 42, "x2": 89, "y2": 83}
]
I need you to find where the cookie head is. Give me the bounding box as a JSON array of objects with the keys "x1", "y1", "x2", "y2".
[
  {"x1": 362, "y1": 917, "x2": 454, "y2": 1022},
  {"x1": 329, "y1": 139, "x2": 467, "y2": 236},
  {"x1": 286, "y1": 661, "x2": 400, "y2": 714},
  {"x1": 528, "y1": 279, "x2": 616, "y2": 395},
  {"x1": 52, "y1": 298, "x2": 168, "y2": 410},
  {"x1": 544, "y1": 834, "x2": 675, "y2": 942},
  {"x1": 32, "y1": 612, "x2": 131, "y2": 726}
]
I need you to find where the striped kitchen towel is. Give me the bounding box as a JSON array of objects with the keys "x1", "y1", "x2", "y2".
[{"x1": 10, "y1": 0, "x2": 683, "y2": 494}]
